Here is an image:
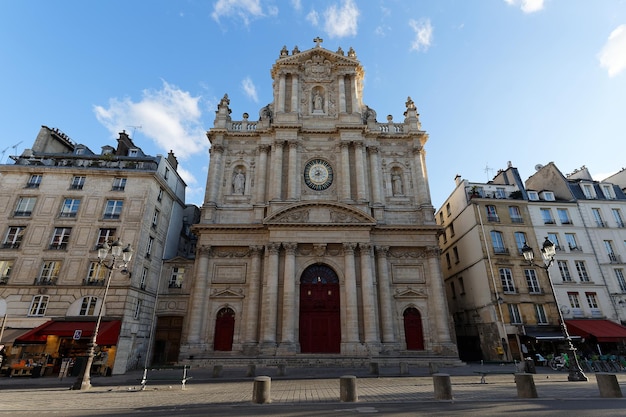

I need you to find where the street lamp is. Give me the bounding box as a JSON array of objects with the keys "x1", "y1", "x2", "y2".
[
  {"x1": 73, "y1": 239, "x2": 133, "y2": 390},
  {"x1": 522, "y1": 237, "x2": 588, "y2": 382}
]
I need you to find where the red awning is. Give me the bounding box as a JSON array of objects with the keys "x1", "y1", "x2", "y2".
[
  {"x1": 14, "y1": 320, "x2": 121, "y2": 346},
  {"x1": 565, "y1": 319, "x2": 626, "y2": 343}
]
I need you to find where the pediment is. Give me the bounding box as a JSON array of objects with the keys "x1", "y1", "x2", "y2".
[
  {"x1": 272, "y1": 46, "x2": 363, "y2": 80},
  {"x1": 210, "y1": 288, "x2": 244, "y2": 299},
  {"x1": 277, "y1": 46, "x2": 359, "y2": 66},
  {"x1": 264, "y1": 202, "x2": 376, "y2": 226},
  {"x1": 393, "y1": 288, "x2": 427, "y2": 299}
]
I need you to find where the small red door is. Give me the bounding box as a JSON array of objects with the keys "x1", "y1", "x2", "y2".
[
  {"x1": 404, "y1": 307, "x2": 424, "y2": 350},
  {"x1": 214, "y1": 307, "x2": 235, "y2": 351}
]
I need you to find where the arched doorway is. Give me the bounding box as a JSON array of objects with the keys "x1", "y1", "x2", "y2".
[
  {"x1": 213, "y1": 307, "x2": 235, "y2": 351},
  {"x1": 403, "y1": 307, "x2": 424, "y2": 350},
  {"x1": 299, "y1": 264, "x2": 340, "y2": 353}
]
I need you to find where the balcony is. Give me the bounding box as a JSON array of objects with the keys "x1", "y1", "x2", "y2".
[
  {"x1": 487, "y1": 215, "x2": 500, "y2": 222},
  {"x1": 13, "y1": 211, "x2": 32, "y2": 217},
  {"x1": 83, "y1": 278, "x2": 105, "y2": 286},
  {"x1": 48, "y1": 243, "x2": 68, "y2": 250},
  {"x1": 609, "y1": 253, "x2": 622, "y2": 264},
  {"x1": 510, "y1": 216, "x2": 524, "y2": 224},
  {"x1": 493, "y1": 246, "x2": 510, "y2": 255},
  {"x1": 0, "y1": 276, "x2": 9, "y2": 285},
  {"x1": 596, "y1": 220, "x2": 607, "y2": 228},
  {"x1": 59, "y1": 212, "x2": 77, "y2": 218},
  {"x1": 69, "y1": 184, "x2": 84, "y2": 190},
  {"x1": 2, "y1": 242, "x2": 20, "y2": 249},
  {"x1": 34, "y1": 278, "x2": 57, "y2": 285},
  {"x1": 169, "y1": 281, "x2": 183, "y2": 289}
]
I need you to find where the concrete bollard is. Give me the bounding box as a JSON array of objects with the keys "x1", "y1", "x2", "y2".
[
  {"x1": 514, "y1": 373, "x2": 538, "y2": 398},
  {"x1": 340, "y1": 375, "x2": 358, "y2": 402},
  {"x1": 246, "y1": 363, "x2": 256, "y2": 377},
  {"x1": 432, "y1": 373, "x2": 453, "y2": 400},
  {"x1": 212, "y1": 364, "x2": 223, "y2": 378},
  {"x1": 369, "y1": 362, "x2": 379, "y2": 375},
  {"x1": 252, "y1": 376, "x2": 272, "y2": 404},
  {"x1": 596, "y1": 373, "x2": 623, "y2": 398},
  {"x1": 400, "y1": 362, "x2": 409, "y2": 375},
  {"x1": 277, "y1": 363, "x2": 287, "y2": 376},
  {"x1": 428, "y1": 362, "x2": 439, "y2": 375}
]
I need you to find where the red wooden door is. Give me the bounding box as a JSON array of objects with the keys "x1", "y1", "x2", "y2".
[
  {"x1": 404, "y1": 307, "x2": 424, "y2": 350},
  {"x1": 299, "y1": 265, "x2": 340, "y2": 353},
  {"x1": 214, "y1": 307, "x2": 235, "y2": 351}
]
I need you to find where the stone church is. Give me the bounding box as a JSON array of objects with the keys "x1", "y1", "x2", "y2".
[{"x1": 180, "y1": 39, "x2": 458, "y2": 365}]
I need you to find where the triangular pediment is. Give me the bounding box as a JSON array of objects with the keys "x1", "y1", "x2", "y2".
[
  {"x1": 264, "y1": 202, "x2": 376, "y2": 226},
  {"x1": 272, "y1": 45, "x2": 362, "y2": 80},
  {"x1": 394, "y1": 288, "x2": 427, "y2": 299},
  {"x1": 277, "y1": 46, "x2": 359, "y2": 66},
  {"x1": 210, "y1": 288, "x2": 244, "y2": 299}
]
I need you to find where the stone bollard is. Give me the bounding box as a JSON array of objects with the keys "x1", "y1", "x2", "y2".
[
  {"x1": 514, "y1": 373, "x2": 538, "y2": 398},
  {"x1": 246, "y1": 363, "x2": 256, "y2": 377},
  {"x1": 277, "y1": 363, "x2": 287, "y2": 376},
  {"x1": 432, "y1": 373, "x2": 453, "y2": 400},
  {"x1": 212, "y1": 364, "x2": 223, "y2": 378},
  {"x1": 596, "y1": 373, "x2": 623, "y2": 398},
  {"x1": 400, "y1": 362, "x2": 409, "y2": 375},
  {"x1": 369, "y1": 362, "x2": 379, "y2": 375},
  {"x1": 252, "y1": 376, "x2": 272, "y2": 404},
  {"x1": 340, "y1": 375, "x2": 358, "y2": 402},
  {"x1": 428, "y1": 362, "x2": 439, "y2": 375}
]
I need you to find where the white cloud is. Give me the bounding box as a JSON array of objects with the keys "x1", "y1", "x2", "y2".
[
  {"x1": 306, "y1": 9, "x2": 319, "y2": 26},
  {"x1": 93, "y1": 81, "x2": 208, "y2": 162},
  {"x1": 504, "y1": 0, "x2": 545, "y2": 14},
  {"x1": 598, "y1": 24, "x2": 626, "y2": 77},
  {"x1": 241, "y1": 77, "x2": 259, "y2": 102},
  {"x1": 323, "y1": 0, "x2": 359, "y2": 38},
  {"x1": 409, "y1": 18, "x2": 433, "y2": 52},
  {"x1": 291, "y1": 0, "x2": 301, "y2": 11},
  {"x1": 211, "y1": 0, "x2": 265, "y2": 25}
]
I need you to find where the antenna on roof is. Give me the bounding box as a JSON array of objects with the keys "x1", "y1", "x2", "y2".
[
  {"x1": 484, "y1": 163, "x2": 493, "y2": 180},
  {"x1": 128, "y1": 125, "x2": 142, "y2": 139},
  {"x1": 11, "y1": 141, "x2": 23, "y2": 159}
]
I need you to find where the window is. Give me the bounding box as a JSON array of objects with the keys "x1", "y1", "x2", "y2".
[
  {"x1": 500, "y1": 268, "x2": 516, "y2": 293},
  {"x1": 49, "y1": 227, "x2": 71, "y2": 250},
  {"x1": 568, "y1": 292, "x2": 581, "y2": 308},
  {"x1": 140, "y1": 267, "x2": 148, "y2": 290},
  {"x1": 558, "y1": 260, "x2": 572, "y2": 282},
  {"x1": 70, "y1": 176, "x2": 86, "y2": 190},
  {"x1": 26, "y1": 174, "x2": 42, "y2": 188},
  {"x1": 486, "y1": 205, "x2": 499, "y2": 222},
  {"x1": 565, "y1": 233, "x2": 579, "y2": 251},
  {"x1": 581, "y1": 184, "x2": 595, "y2": 199},
  {"x1": 3, "y1": 226, "x2": 26, "y2": 249},
  {"x1": 103, "y1": 200, "x2": 123, "y2": 220},
  {"x1": 458, "y1": 277, "x2": 465, "y2": 295},
  {"x1": 169, "y1": 266, "x2": 185, "y2": 288},
  {"x1": 592, "y1": 208, "x2": 606, "y2": 227},
  {"x1": 602, "y1": 184, "x2": 615, "y2": 200},
  {"x1": 575, "y1": 261, "x2": 590, "y2": 282},
  {"x1": 152, "y1": 208, "x2": 160, "y2": 229},
  {"x1": 445, "y1": 252, "x2": 452, "y2": 269},
  {"x1": 525, "y1": 269, "x2": 541, "y2": 294},
  {"x1": 557, "y1": 208, "x2": 571, "y2": 224},
  {"x1": 449, "y1": 222, "x2": 455, "y2": 237},
  {"x1": 60, "y1": 198, "x2": 81, "y2": 218},
  {"x1": 604, "y1": 240, "x2": 618, "y2": 263},
  {"x1": 540, "y1": 208, "x2": 555, "y2": 224},
  {"x1": 134, "y1": 300, "x2": 142, "y2": 319},
  {"x1": 491, "y1": 231, "x2": 507, "y2": 254},
  {"x1": 547, "y1": 233, "x2": 561, "y2": 251},
  {"x1": 452, "y1": 247, "x2": 459, "y2": 263},
  {"x1": 450, "y1": 281, "x2": 456, "y2": 299},
  {"x1": 541, "y1": 191, "x2": 555, "y2": 201},
  {"x1": 112, "y1": 177, "x2": 127, "y2": 191},
  {"x1": 164, "y1": 167, "x2": 170, "y2": 179},
  {"x1": 79, "y1": 296, "x2": 98, "y2": 316},
  {"x1": 38, "y1": 261, "x2": 61, "y2": 285},
  {"x1": 146, "y1": 236, "x2": 154, "y2": 258},
  {"x1": 535, "y1": 304, "x2": 548, "y2": 324},
  {"x1": 14, "y1": 197, "x2": 36, "y2": 217},
  {"x1": 85, "y1": 262, "x2": 107, "y2": 285},
  {"x1": 508, "y1": 304, "x2": 522, "y2": 324},
  {"x1": 509, "y1": 206, "x2": 523, "y2": 223},
  {"x1": 128, "y1": 148, "x2": 139, "y2": 157},
  {"x1": 157, "y1": 188, "x2": 164, "y2": 202},
  {"x1": 495, "y1": 187, "x2": 506, "y2": 199},
  {"x1": 28, "y1": 295, "x2": 49, "y2": 316},
  {"x1": 615, "y1": 269, "x2": 626, "y2": 292},
  {"x1": 446, "y1": 203, "x2": 451, "y2": 216},
  {"x1": 96, "y1": 228, "x2": 116, "y2": 247},
  {"x1": 0, "y1": 260, "x2": 13, "y2": 284},
  {"x1": 527, "y1": 191, "x2": 539, "y2": 201},
  {"x1": 612, "y1": 209, "x2": 625, "y2": 228},
  {"x1": 514, "y1": 232, "x2": 527, "y2": 255},
  {"x1": 585, "y1": 292, "x2": 600, "y2": 313}
]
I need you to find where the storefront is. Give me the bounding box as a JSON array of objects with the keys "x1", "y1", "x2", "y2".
[{"x1": 565, "y1": 319, "x2": 626, "y2": 356}]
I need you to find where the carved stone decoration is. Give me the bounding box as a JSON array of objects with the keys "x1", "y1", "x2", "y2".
[
  {"x1": 304, "y1": 54, "x2": 332, "y2": 81},
  {"x1": 389, "y1": 248, "x2": 425, "y2": 259},
  {"x1": 212, "y1": 248, "x2": 250, "y2": 258},
  {"x1": 274, "y1": 209, "x2": 310, "y2": 223},
  {"x1": 210, "y1": 287, "x2": 245, "y2": 298},
  {"x1": 394, "y1": 287, "x2": 427, "y2": 298},
  {"x1": 329, "y1": 209, "x2": 360, "y2": 223},
  {"x1": 313, "y1": 243, "x2": 327, "y2": 257}
]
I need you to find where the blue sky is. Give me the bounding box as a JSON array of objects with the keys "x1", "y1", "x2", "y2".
[{"x1": 2, "y1": 0, "x2": 626, "y2": 207}]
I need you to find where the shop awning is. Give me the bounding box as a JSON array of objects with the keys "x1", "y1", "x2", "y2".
[
  {"x1": 565, "y1": 319, "x2": 626, "y2": 343},
  {"x1": 523, "y1": 326, "x2": 581, "y2": 341},
  {"x1": 14, "y1": 320, "x2": 121, "y2": 346},
  {"x1": 0, "y1": 328, "x2": 33, "y2": 344}
]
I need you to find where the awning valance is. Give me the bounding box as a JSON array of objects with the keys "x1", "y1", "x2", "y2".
[
  {"x1": 565, "y1": 319, "x2": 626, "y2": 343},
  {"x1": 14, "y1": 320, "x2": 121, "y2": 346},
  {"x1": 0, "y1": 328, "x2": 33, "y2": 344},
  {"x1": 523, "y1": 326, "x2": 581, "y2": 341}
]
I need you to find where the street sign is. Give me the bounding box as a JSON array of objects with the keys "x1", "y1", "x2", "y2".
[{"x1": 73, "y1": 329, "x2": 82, "y2": 340}]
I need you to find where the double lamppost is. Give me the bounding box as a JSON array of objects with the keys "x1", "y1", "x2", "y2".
[
  {"x1": 522, "y1": 237, "x2": 588, "y2": 382},
  {"x1": 73, "y1": 239, "x2": 133, "y2": 391}
]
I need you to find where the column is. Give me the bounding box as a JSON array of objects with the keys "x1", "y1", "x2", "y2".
[
  {"x1": 412, "y1": 147, "x2": 431, "y2": 205},
  {"x1": 426, "y1": 247, "x2": 453, "y2": 344},
  {"x1": 375, "y1": 246, "x2": 395, "y2": 343},
  {"x1": 277, "y1": 74, "x2": 286, "y2": 112},
  {"x1": 270, "y1": 141, "x2": 284, "y2": 201},
  {"x1": 205, "y1": 145, "x2": 224, "y2": 204},
  {"x1": 187, "y1": 245, "x2": 211, "y2": 344},
  {"x1": 342, "y1": 243, "x2": 359, "y2": 343},
  {"x1": 338, "y1": 75, "x2": 346, "y2": 113},
  {"x1": 280, "y1": 243, "x2": 297, "y2": 347},
  {"x1": 260, "y1": 243, "x2": 281, "y2": 345},
  {"x1": 359, "y1": 244, "x2": 379, "y2": 344},
  {"x1": 340, "y1": 142, "x2": 351, "y2": 201},
  {"x1": 287, "y1": 141, "x2": 298, "y2": 200},
  {"x1": 351, "y1": 76, "x2": 359, "y2": 114},
  {"x1": 244, "y1": 246, "x2": 264, "y2": 345},
  {"x1": 354, "y1": 142, "x2": 366, "y2": 202},
  {"x1": 367, "y1": 146, "x2": 382, "y2": 205},
  {"x1": 290, "y1": 75, "x2": 299, "y2": 112},
  {"x1": 255, "y1": 145, "x2": 269, "y2": 204}
]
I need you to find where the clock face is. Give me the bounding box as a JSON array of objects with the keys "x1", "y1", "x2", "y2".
[{"x1": 304, "y1": 159, "x2": 333, "y2": 190}]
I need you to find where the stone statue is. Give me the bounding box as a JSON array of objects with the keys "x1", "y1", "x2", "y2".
[
  {"x1": 233, "y1": 169, "x2": 245, "y2": 195},
  {"x1": 313, "y1": 91, "x2": 323, "y2": 111},
  {"x1": 259, "y1": 103, "x2": 273, "y2": 122},
  {"x1": 392, "y1": 172, "x2": 403, "y2": 195}
]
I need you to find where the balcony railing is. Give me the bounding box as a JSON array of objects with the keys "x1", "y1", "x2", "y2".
[
  {"x1": 48, "y1": 243, "x2": 68, "y2": 250},
  {"x1": 493, "y1": 247, "x2": 510, "y2": 255},
  {"x1": 510, "y1": 216, "x2": 524, "y2": 223},
  {"x1": 486, "y1": 215, "x2": 500, "y2": 222},
  {"x1": 34, "y1": 278, "x2": 57, "y2": 285},
  {"x1": 0, "y1": 276, "x2": 9, "y2": 285},
  {"x1": 169, "y1": 281, "x2": 183, "y2": 289},
  {"x1": 2, "y1": 242, "x2": 20, "y2": 249},
  {"x1": 609, "y1": 253, "x2": 622, "y2": 264},
  {"x1": 83, "y1": 278, "x2": 105, "y2": 286},
  {"x1": 13, "y1": 211, "x2": 32, "y2": 217}
]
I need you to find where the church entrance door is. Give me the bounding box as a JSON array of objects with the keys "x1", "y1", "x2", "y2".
[
  {"x1": 403, "y1": 307, "x2": 424, "y2": 350},
  {"x1": 299, "y1": 264, "x2": 340, "y2": 353},
  {"x1": 214, "y1": 307, "x2": 235, "y2": 351}
]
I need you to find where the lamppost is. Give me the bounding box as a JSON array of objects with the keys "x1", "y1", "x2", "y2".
[
  {"x1": 73, "y1": 239, "x2": 133, "y2": 390},
  {"x1": 522, "y1": 237, "x2": 588, "y2": 381}
]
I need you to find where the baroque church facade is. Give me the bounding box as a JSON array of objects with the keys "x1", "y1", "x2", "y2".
[{"x1": 180, "y1": 40, "x2": 458, "y2": 364}]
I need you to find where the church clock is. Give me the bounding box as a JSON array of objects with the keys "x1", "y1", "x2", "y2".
[{"x1": 304, "y1": 158, "x2": 333, "y2": 191}]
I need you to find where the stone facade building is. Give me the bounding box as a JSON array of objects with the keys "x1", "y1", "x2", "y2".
[{"x1": 177, "y1": 41, "x2": 459, "y2": 365}]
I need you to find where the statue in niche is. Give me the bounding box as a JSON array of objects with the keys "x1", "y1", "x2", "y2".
[
  {"x1": 232, "y1": 169, "x2": 246, "y2": 195},
  {"x1": 313, "y1": 90, "x2": 323, "y2": 112},
  {"x1": 392, "y1": 171, "x2": 403, "y2": 196}
]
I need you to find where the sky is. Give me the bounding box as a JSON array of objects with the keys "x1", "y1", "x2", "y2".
[{"x1": 2, "y1": 0, "x2": 626, "y2": 208}]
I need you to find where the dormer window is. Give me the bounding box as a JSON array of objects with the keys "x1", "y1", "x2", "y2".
[
  {"x1": 581, "y1": 183, "x2": 595, "y2": 199},
  {"x1": 527, "y1": 191, "x2": 539, "y2": 201},
  {"x1": 540, "y1": 191, "x2": 555, "y2": 201},
  {"x1": 601, "y1": 184, "x2": 615, "y2": 200},
  {"x1": 128, "y1": 149, "x2": 139, "y2": 157}
]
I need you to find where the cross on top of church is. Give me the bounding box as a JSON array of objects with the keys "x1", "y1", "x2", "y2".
[{"x1": 313, "y1": 36, "x2": 323, "y2": 47}]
